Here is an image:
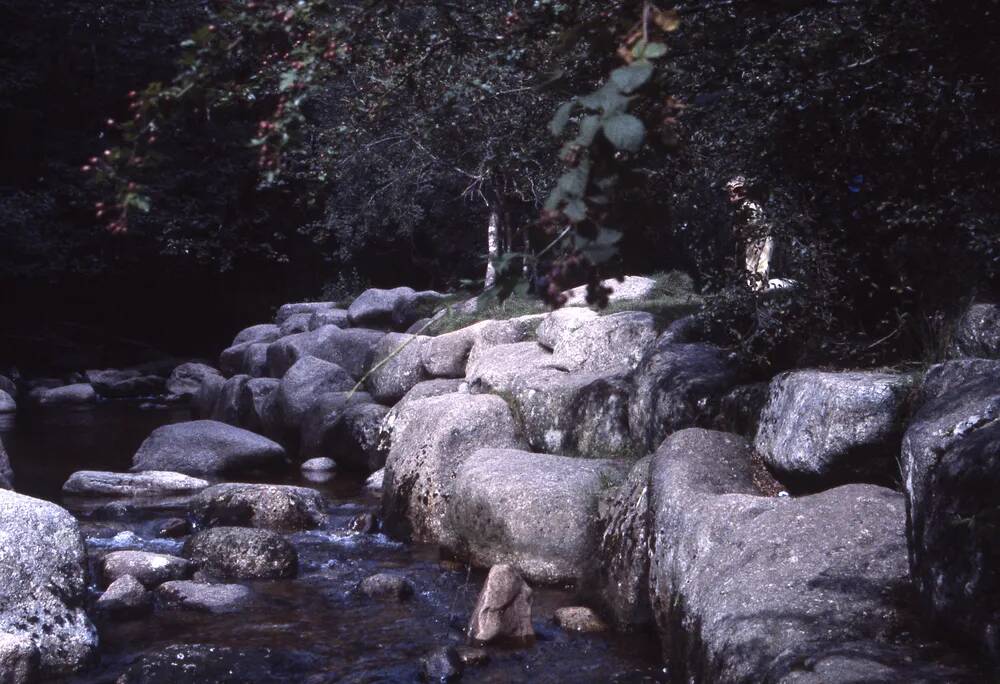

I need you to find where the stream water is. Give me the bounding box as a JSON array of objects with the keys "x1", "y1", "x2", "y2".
[{"x1": 0, "y1": 401, "x2": 666, "y2": 683}]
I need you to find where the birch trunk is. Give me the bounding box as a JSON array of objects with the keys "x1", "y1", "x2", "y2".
[{"x1": 484, "y1": 208, "x2": 500, "y2": 290}]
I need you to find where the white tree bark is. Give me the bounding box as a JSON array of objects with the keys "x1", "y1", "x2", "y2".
[{"x1": 484, "y1": 208, "x2": 500, "y2": 290}]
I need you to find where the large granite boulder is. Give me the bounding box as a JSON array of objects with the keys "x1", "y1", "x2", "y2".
[
  {"x1": 132, "y1": 420, "x2": 287, "y2": 476},
  {"x1": 365, "y1": 333, "x2": 430, "y2": 404},
  {"x1": 62, "y1": 470, "x2": 208, "y2": 498},
  {"x1": 0, "y1": 437, "x2": 13, "y2": 490},
  {"x1": 278, "y1": 312, "x2": 312, "y2": 337},
  {"x1": 326, "y1": 402, "x2": 389, "y2": 472},
  {"x1": 218, "y1": 342, "x2": 254, "y2": 377},
  {"x1": 0, "y1": 389, "x2": 15, "y2": 414},
  {"x1": 382, "y1": 393, "x2": 525, "y2": 547},
  {"x1": 348, "y1": 287, "x2": 446, "y2": 330},
  {"x1": 275, "y1": 301, "x2": 338, "y2": 325},
  {"x1": 29, "y1": 383, "x2": 97, "y2": 407},
  {"x1": 210, "y1": 374, "x2": 252, "y2": 427},
  {"x1": 468, "y1": 342, "x2": 635, "y2": 458},
  {"x1": 628, "y1": 339, "x2": 741, "y2": 453},
  {"x1": 550, "y1": 311, "x2": 657, "y2": 374},
  {"x1": 85, "y1": 369, "x2": 164, "y2": 398},
  {"x1": 901, "y1": 359, "x2": 1000, "y2": 665},
  {"x1": 584, "y1": 456, "x2": 653, "y2": 631},
  {"x1": 233, "y1": 323, "x2": 281, "y2": 347},
  {"x1": 192, "y1": 372, "x2": 225, "y2": 419},
  {"x1": 297, "y1": 391, "x2": 373, "y2": 460},
  {"x1": 242, "y1": 377, "x2": 281, "y2": 436},
  {"x1": 647, "y1": 428, "x2": 967, "y2": 683},
  {"x1": 276, "y1": 356, "x2": 354, "y2": 429},
  {"x1": 371, "y1": 379, "x2": 465, "y2": 467},
  {"x1": 184, "y1": 527, "x2": 298, "y2": 580},
  {"x1": 189, "y1": 483, "x2": 326, "y2": 531},
  {"x1": 166, "y1": 362, "x2": 222, "y2": 399},
  {"x1": 949, "y1": 302, "x2": 1000, "y2": 360},
  {"x1": 267, "y1": 325, "x2": 385, "y2": 378},
  {"x1": 755, "y1": 370, "x2": 916, "y2": 491},
  {"x1": 464, "y1": 315, "x2": 547, "y2": 370},
  {"x1": 242, "y1": 343, "x2": 270, "y2": 378},
  {"x1": 561, "y1": 275, "x2": 657, "y2": 307},
  {"x1": 0, "y1": 490, "x2": 97, "y2": 675},
  {"x1": 448, "y1": 449, "x2": 625, "y2": 583},
  {"x1": 308, "y1": 308, "x2": 349, "y2": 331}
]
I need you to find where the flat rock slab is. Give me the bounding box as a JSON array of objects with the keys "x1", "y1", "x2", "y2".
[
  {"x1": 62, "y1": 470, "x2": 209, "y2": 498},
  {"x1": 189, "y1": 483, "x2": 326, "y2": 531},
  {"x1": 448, "y1": 448, "x2": 625, "y2": 583},
  {"x1": 131, "y1": 420, "x2": 287, "y2": 476},
  {"x1": 155, "y1": 580, "x2": 252, "y2": 613},
  {"x1": 101, "y1": 550, "x2": 192, "y2": 588}
]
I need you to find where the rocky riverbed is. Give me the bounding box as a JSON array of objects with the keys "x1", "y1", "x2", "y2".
[{"x1": 0, "y1": 284, "x2": 996, "y2": 682}]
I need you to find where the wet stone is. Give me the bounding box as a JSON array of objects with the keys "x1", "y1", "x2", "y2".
[
  {"x1": 358, "y1": 572, "x2": 414, "y2": 601},
  {"x1": 421, "y1": 646, "x2": 463, "y2": 682}
]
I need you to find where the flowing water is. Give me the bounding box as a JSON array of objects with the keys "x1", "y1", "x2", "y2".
[{"x1": 0, "y1": 401, "x2": 666, "y2": 683}]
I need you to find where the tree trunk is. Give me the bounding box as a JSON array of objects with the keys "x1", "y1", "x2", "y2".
[{"x1": 484, "y1": 208, "x2": 501, "y2": 290}]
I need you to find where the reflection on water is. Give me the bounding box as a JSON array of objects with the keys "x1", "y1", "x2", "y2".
[{"x1": 1, "y1": 402, "x2": 666, "y2": 683}]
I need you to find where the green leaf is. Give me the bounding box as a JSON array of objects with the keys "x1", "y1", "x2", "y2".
[
  {"x1": 557, "y1": 159, "x2": 591, "y2": 197},
  {"x1": 544, "y1": 187, "x2": 565, "y2": 211},
  {"x1": 610, "y1": 62, "x2": 653, "y2": 94},
  {"x1": 579, "y1": 82, "x2": 631, "y2": 116},
  {"x1": 549, "y1": 100, "x2": 576, "y2": 136},
  {"x1": 603, "y1": 114, "x2": 645, "y2": 152},
  {"x1": 643, "y1": 42, "x2": 668, "y2": 59},
  {"x1": 631, "y1": 39, "x2": 648, "y2": 59},
  {"x1": 563, "y1": 198, "x2": 587, "y2": 223},
  {"x1": 575, "y1": 115, "x2": 602, "y2": 146}
]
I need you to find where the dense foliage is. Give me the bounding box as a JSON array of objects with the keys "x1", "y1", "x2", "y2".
[{"x1": 1, "y1": 0, "x2": 998, "y2": 370}]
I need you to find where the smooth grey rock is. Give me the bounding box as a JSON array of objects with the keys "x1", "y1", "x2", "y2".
[
  {"x1": 755, "y1": 370, "x2": 916, "y2": 491},
  {"x1": 463, "y1": 315, "x2": 547, "y2": 371},
  {"x1": 562, "y1": 275, "x2": 657, "y2": 307},
  {"x1": 553, "y1": 606, "x2": 608, "y2": 633},
  {"x1": 85, "y1": 369, "x2": 164, "y2": 398},
  {"x1": 949, "y1": 302, "x2": 1000, "y2": 360},
  {"x1": 0, "y1": 632, "x2": 39, "y2": 684},
  {"x1": 267, "y1": 325, "x2": 385, "y2": 379},
  {"x1": 297, "y1": 392, "x2": 375, "y2": 461},
  {"x1": 0, "y1": 491, "x2": 96, "y2": 675},
  {"x1": 29, "y1": 383, "x2": 96, "y2": 406},
  {"x1": 0, "y1": 390, "x2": 16, "y2": 414},
  {"x1": 242, "y1": 377, "x2": 281, "y2": 436},
  {"x1": 155, "y1": 580, "x2": 251, "y2": 613},
  {"x1": 0, "y1": 438, "x2": 12, "y2": 490},
  {"x1": 243, "y1": 343, "x2": 270, "y2": 378},
  {"x1": 0, "y1": 375, "x2": 16, "y2": 399},
  {"x1": 278, "y1": 312, "x2": 312, "y2": 337},
  {"x1": 468, "y1": 342, "x2": 635, "y2": 458},
  {"x1": 448, "y1": 449, "x2": 625, "y2": 583},
  {"x1": 467, "y1": 564, "x2": 534, "y2": 644},
  {"x1": 628, "y1": 339, "x2": 741, "y2": 453},
  {"x1": 536, "y1": 308, "x2": 598, "y2": 350},
  {"x1": 95, "y1": 575, "x2": 152, "y2": 619},
  {"x1": 421, "y1": 647, "x2": 463, "y2": 682},
  {"x1": 648, "y1": 428, "x2": 966, "y2": 683},
  {"x1": 585, "y1": 456, "x2": 653, "y2": 631},
  {"x1": 166, "y1": 362, "x2": 222, "y2": 399},
  {"x1": 101, "y1": 550, "x2": 191, "y2": 588},
  {"x1": 192, "y1": 372, "x2": 225, "y2": 419},
  {"x1": 184, "y1": 527, "x2": 298, "y2": 580},
  {"x1": 357, "y1": 572, "x2": 413, "y2": 601},
  {"x1": 551, "y1": 311, "x2": 657, "y2": 374},
  {"x1": 218, "y1": 342, "x2": 254, "y2": 377},
  {"x1": 189, "y1": 483, "x2": 325, "y2": 532},
  {"x1": 275, "y1": 301, "x2": 338, "y2": 324},
  {"x1": 365, "y1": 333, "x2": 431, "y2": 404},
  {"x1": 349, "y1": 287, "x2": 415, "y2": 328},
  {"x1": 329, "y1": 402, "x2": 389, "y2": 472},
  {"x1": 382, "y1": 393, "x2": 525, "y2": 547},
  {"x1": 301, "y1": 457, "x2": 336, "y2": 472},
  {"x1": 901, "y1": 359, "x2": 1000, "y2": 665},
  {"x1": 392, "y1": 290, "x2": 447, "y2": 331},
  {"x1": 210, "y1": 374, "x2": 252, "y2": 427},
  {"x1": 421, "y1": 322, "x2": 486, "y2": 378},
  {"x1": 62, "y1": 470, "x2": 209, "y2": 498},
  {"x1": 132, "y1": 420, "x2": 287, "y2": 476},
  {"x1": 276, "y1": 356, "x2": 354, "y2": 429},
  {"x1": 233, "y1": 323, "x2": 281, "y2": 346},
  {"x1": 308, "y1": 308, "x2": 349, "y2": 331}
]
